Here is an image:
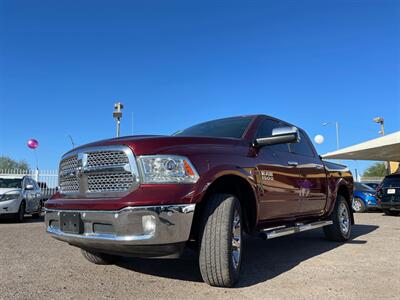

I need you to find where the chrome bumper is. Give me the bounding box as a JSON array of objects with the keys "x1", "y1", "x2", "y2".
[{"x1": 45, "y1": 204, "x2": 195, "y2": 256}]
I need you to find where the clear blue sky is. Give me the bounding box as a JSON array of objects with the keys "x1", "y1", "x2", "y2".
[{"x1": 0, "y1": 0, "x2": 399, "y2": 176}]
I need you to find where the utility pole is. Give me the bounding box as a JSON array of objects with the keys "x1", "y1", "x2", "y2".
[{"x1": 113, "y1": 102, "x2": 124, "y2": 137}]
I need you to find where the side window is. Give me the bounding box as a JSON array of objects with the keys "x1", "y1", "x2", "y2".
[
  {"x1": 290, "y1": 131, "x2": 315, "y2": 157},
  {"x1": 256, "y1": 119, "x2": 289, "y2": 152}
]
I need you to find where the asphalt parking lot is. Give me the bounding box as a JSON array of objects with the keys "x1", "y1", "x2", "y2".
[{"x1": 1, "y1": 213, "x2": 399, "y2": 300}]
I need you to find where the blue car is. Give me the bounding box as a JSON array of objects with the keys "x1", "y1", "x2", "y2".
[{"x1": 352, "y1": 182, "x2": 379, "y2": 213}]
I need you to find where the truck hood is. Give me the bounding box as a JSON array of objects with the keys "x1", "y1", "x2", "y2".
[
  {"x1": 0, "y1": 188, "x2": 22, "y2": 196},
  {"x1": 67, "y1": 135, "x2": 249, "y2": 156}
]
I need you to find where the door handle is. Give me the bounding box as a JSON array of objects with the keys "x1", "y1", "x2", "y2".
[
  {"x1": 315, "y1": 165, "x2": 324, "y2": 170},
  {"x1": 287, "y1": 161, "x2": 298, "y2": 167}
]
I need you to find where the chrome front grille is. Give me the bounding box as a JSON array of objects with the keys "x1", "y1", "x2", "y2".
[
  {"x1": 59, "y1": 155, "x2": 79, "y2": 193},
  {"x1": 87, "y1": 171, "x2": 134, "y2": 193},
  {"x1": 58, "y1": 146, "x2": 140, "y2": 197},
  {"x1": 87, "y1": 151, "x2": 129, "y2": 168}
]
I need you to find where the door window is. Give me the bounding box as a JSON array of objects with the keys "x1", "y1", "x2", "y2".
[
  {"x1": 256, "y1": 119, "x2": 290, "y2": 152},
  {"x1": 290, "y1": 131, "x2": 315, "y2": 157}
]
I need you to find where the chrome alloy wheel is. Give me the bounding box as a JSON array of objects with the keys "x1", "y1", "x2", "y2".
[
  {"x1": 338, "y1": 202, "x2": 350, "y2": 235},
  {"x1": 352, "y1": 199, "x2": 362, "y2": 212},
  {"x1": 231, "y1": 209, "x2": 241, "y2": 270}
]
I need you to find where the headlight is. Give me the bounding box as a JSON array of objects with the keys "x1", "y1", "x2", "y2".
[
  {"x1": 364, "y1": 192, "x2": 374, "y2": 197},
  {"x1": 138, "y1": 155, "x2": 199, "y2": 184},
  {"x1": 0, "y1": 191, "x2": 20, "y2": 202}
]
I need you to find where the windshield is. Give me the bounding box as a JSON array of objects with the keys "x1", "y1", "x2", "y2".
[
  {"x1": 173, "y1": 117, "x2": 253, "y2": 139},
  {"x1": 355, "y1": 182, "x2": 375, "y2": 191},
  {"x1": 0, "y1": 178, "x2": 23, "y2": 188}
]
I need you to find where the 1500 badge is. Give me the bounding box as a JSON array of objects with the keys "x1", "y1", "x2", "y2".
[{"x1": 261, "y1": 170, "x2": 274, "y2": 181}]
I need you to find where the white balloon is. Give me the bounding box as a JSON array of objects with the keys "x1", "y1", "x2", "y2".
[{"x1": 314, "y1": 134, "x2": 324, "y2": 144}]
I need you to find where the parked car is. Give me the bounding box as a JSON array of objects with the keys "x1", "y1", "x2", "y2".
[
  {"x1": 45, "y1": 115, "x2": 354, "y2": 287},
  {"x1": 0, "y1": 175, "x2": 43, "y2": 222},
  {"x1": 352, "y1": 182, "x2": 379, "y2": 213},
  {"x1": 377, "y1": 173, "x2": 400, "y2": 216}
]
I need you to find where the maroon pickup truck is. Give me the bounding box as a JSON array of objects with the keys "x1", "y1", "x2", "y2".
[{"x1": 45, "y1": 115, "x2": 354, "y2": 287}]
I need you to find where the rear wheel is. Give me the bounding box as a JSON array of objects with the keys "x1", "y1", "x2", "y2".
[
  {"x1": 324, "y1": 195, "x2": 352, "y2": 242},
  {"x1": 31, "y1": 201, "x2": 42, "y2": 219},
  {"x1": 352, "y1": 198, "x2": 366, "y2": 213},
  {"x1": 383, "y1": 210, "x2": 399, "y2": 216},
  {"x1": 81, "y1": 249, "x2": 121, "y2": 265},
  {"x1": 198, "y1": 193, "x2": 242, "y2": 287}
]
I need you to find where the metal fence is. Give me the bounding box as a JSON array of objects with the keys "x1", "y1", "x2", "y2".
[{"x1": 0, "y1": 169, "x2": 59, "y2": 200}]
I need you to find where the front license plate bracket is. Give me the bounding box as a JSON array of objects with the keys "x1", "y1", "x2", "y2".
[{"x1": 60, "y1": 212, "x2": 83, "y2": 234}]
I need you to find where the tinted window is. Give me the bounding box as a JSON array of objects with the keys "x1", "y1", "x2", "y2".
[
  {"x1": 382, "y1": 176, "x2": 400, "y2": 188},
  {"x1": 0, "y1": 178, "x2": 23, "y2": 188},
  {"x1": 24, "y1": 178, "x2": 33, "y2": 188},
  {"x1": 256, "y1": 119, "x2": 289, "y2": 152},
  {"x1": 355, "y1": 182, "x2": 375, "y2": 191},
  {"x1": 290, "y1": 131, "x2": 315, "y2": 157},
  {"x1": 174, "y1": 117, "x2": 253, "y2": 139}
]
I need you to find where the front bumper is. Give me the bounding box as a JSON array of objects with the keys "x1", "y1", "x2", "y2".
[
  {"x1": 0, "y1": 199, "x2": 20, "y2": 215},
  {"x1": 45, "y1": 204, "x2": 196, "y2": 257}
]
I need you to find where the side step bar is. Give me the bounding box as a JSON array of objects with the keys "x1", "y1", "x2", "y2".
[{"x1": 260, "y1": 220, "x2": 333, "y2": 240}]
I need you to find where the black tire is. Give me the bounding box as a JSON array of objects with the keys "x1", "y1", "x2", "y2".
[
  {"x1": 81, "y1": 249, "x2": 121, "y2": 265},
  {"x1": 383, "y1": 210, "x2": 400, "y2": 216},
  {"x1": 324, "y1": 195, "x2": 352, "y2": 242},
  {"x1": 199, "y1": 194, "x2": 243, "y2": 288},
  {"x1": 352, "y1": 198, "x2": 366, "y2": 213},
  {"x1": 15, "y1": 201, "x2": 25, "y2": 223}
]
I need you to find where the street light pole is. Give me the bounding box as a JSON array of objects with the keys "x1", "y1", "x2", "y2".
[
  {"x1": 335, "y1": 121, "x2": 339, "y2": 150},
  {"x1": 373, "y1": 117, "x2": 385, "y2": 136},
  {"x1": 113, "y1": 102, "x2": 124, "y2": 137},
  {"x1": 322, "y1": 121, "x2": 340, "y2": 150},
  {"x1": 373, "y1": 117, "x2": 389, "y2": 174}
]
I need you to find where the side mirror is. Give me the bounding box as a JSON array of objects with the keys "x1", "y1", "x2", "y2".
[
  {"x1": 25, "y1": 184, "x2": 34, "y2": 191},
  {"x1": 255, "y1": 126, "x2": 300, "y2": 147}
]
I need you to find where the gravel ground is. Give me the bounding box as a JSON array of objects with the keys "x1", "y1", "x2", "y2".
[{"x1": 0, "y1": 212, "x2": 399, "y2": 300}]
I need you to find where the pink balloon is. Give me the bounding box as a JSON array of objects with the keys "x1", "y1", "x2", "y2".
[{"x1": 27, "y1": 139, "x2": 39, "y2": 149}]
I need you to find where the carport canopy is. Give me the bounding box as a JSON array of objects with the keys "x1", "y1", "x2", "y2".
[{"x1": 321, "y1": 131, "x2": 400, "y2": 162}]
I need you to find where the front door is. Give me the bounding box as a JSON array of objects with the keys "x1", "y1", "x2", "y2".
[{"x1": 254, "y1": 118, "x2": 301, "y2": 220}]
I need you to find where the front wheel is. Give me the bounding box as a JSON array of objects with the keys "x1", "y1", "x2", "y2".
[
  {"x1": 14, "y1": 201, "x2": 25, "y2": 223},
  {"x1": 199, "y1": 194, "x2": 242, "y2": 288},
  {"x1": 324, "y1": 195, "x2": 352, "y2": 242},
  {"x1": 352, "y1": 198, "x2": 366, "y2": 213},
  {"x1": 81, "y1": 249, "x2": 121, "y2": 265}
]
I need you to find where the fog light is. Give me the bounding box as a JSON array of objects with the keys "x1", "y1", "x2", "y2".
[
  {"x1": 142, "y1": 215, "x2": 156, "y2": 235},
  {"x1": 368, "y1": 201, "x2": 371, "y2": 204}
]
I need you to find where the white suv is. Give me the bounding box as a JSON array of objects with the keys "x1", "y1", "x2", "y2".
[{"x1": 0, "y1": 175, "x2": 42, "y2": 222}]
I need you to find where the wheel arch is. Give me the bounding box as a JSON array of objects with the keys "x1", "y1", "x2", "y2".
[
  {"x1": 336, "y1": 184, "x2": 355, "y2": 224},
  {"x1": 191, "y1": 172, "x2": 258, "y2": 239}
]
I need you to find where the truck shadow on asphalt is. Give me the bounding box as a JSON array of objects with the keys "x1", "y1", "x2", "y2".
[
  {"x1": 116, "y1": 224, "x2": 378, "y2": 287},
  {"x1": 0, "y1": 215, "x2": 44, "y2": 224}
]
